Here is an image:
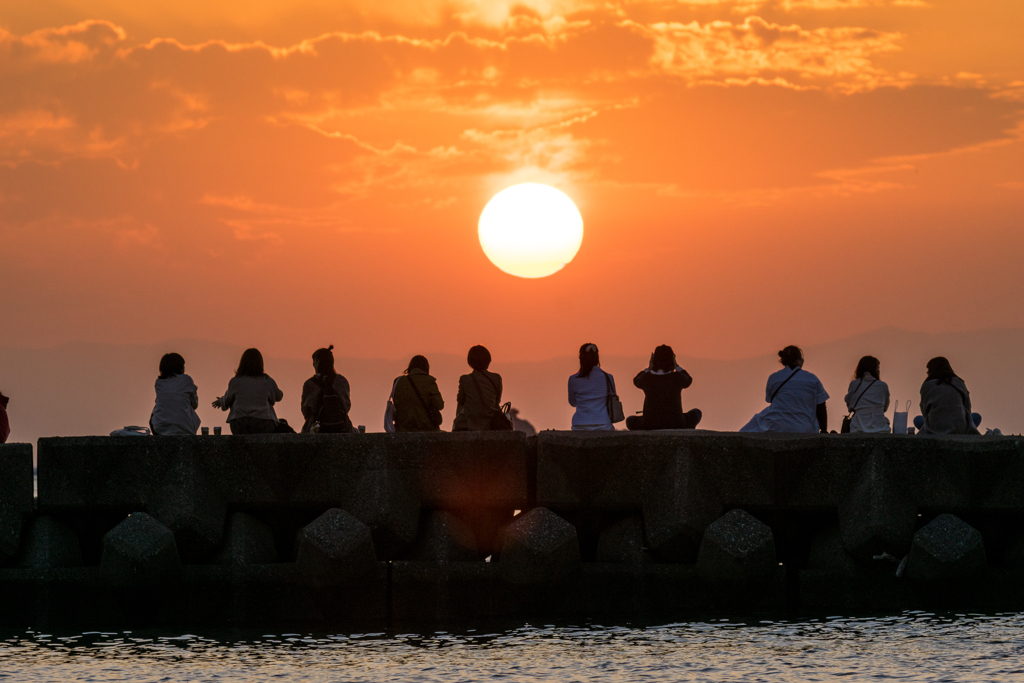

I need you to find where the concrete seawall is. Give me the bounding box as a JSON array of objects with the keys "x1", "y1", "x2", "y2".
[{"x1": 3, "y1": 431, "x2": 1024, "y2": 627}]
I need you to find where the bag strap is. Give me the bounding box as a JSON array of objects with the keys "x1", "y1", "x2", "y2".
[
  {"x1": 850, "y1": 379, "x2": 878, "y2": 413},
  {"x1": 769, "y1": 367, "x2": 801, "y2": 403},
  {"x1": 404, "y1": 374, "x2": 431, "y2": 413},
  {"x1": 604, "y1": 370, "x2": 615, "y2": 398}
]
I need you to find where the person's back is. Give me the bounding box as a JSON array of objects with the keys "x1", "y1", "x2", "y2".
[
  {"x1": 845, "y1": 375, "x2": 890, "y2": 433},
  {"x1": 626, "y1": 345, "x2": 701, "y2": 431},
  {"x1": 453, "y1": 344, "x2": 502, "y2": 432},
  {"x1": 150, "y1": 353, "x2": 201, "y2": 436},
  {"x1": 0, "y1": 391, "x2": 9, "y2": 444},
  {"x1": 214, "y1": 348, "x2": 283, "y2": 434},
  {"x1": 300, "y1": 345, "x2": 352, "y2": 433},
  {"x1": 568, "y1": 343, "x2": 615, "y2": 431},
  {"x1": 741, "y1": 345, "x2": 828, "y2": 433},
  {"x1": 919, "y1": 357, "x2": 975, "y2": 435},
  {"x1": 393, "y1": 359, "x2": 444, "y2": 432}
]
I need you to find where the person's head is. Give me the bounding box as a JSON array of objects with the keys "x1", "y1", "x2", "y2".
[
  {"x1": 406, "y1": 355, "x2": 430, "y2": 374},
  {"x1": 855, "y1": 355, "x2": 881, "y2": 380},
  {"x1": 578, "y1": 343, "x2": 600, "y2": 378},
  {"x1": 467, "y1": 345, "x2": 491, "y2": 372},
  {"x1": 158, "y1": 352, "x2": 186, "y2": 379},
  {"x1": 926, "y1": 356, "x2": 956, "y2": 382},
  {"x1": 312, "y1": 345, "x2": 335, "y2": 376},
  {"x1": 236, "y1": 348, "x2": 265, "y2": 377},
  {"x1": 779, "y1": 345, "x2": 803, "y2": 368},
  {"x1": 652, "y1": 345, "x2": 675, "y2": 373}
]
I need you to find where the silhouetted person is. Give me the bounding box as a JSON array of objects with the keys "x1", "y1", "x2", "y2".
[
  {"x1": 919, "y1": 357, "x2": 979, "y2": 435},
  {"x1": 626, "y1": 345, "x2": 701, "y2": 430},
  {"x1": 150, "y1": 353, "x2": 201, "y2": 435},
  {"x1": 392, "y1": 355, "x2": 444, "y2": 432},
  {"x1": 213, "y1": 348, "x2": 283, "y2": 434},
  {"x1": 568, "y1": 343, "x2": 617, "y2": 431},
  {"x1": 510, "y1": 408, "x2": 537, "y2": 436},
  {"x1": 741, "y1": 345, "x2": 828, "y2": 433},
  {"x1": 453, "y1": 345, "x2": 506, "y2": 431},
  {"x1": 300, "y1": 345, "x2": 353, "y2": 433},
  {"x1": 0, "y1": 391, "x2": 9, "y2": 444},
  {"x1": 844, "y1": 355, "x2": 890, "y2": 433}
]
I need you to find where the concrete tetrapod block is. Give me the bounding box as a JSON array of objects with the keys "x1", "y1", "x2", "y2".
[
  {"x1": 641, "y1": 448, "x2": 720, "y2": 562},
  {"x1": 696, "y1": 509, "x2": 777, "y2": 583},
  {"x1": 412, "y1": 511, "x2": 479, "y2": 562},
  {"x1": 295, "y1": 508, "x2": 377, "y2": 589},
  {"x1": 806, "y1": 525, "x2": 858, "y2": 576},
  {"x1": 596, "y1": 515, "x2": 652, "y2": 564},
  {"x1": 838, "y1": 451, "x2": 918, "y2": 563},
  {"x1": 18, "y1": 516, "x2": 83, "y2": 568},
  {"x1": 906, "y1": 513, "x2": 987, "y2": 581},
  {"x1": 101, "y1": 512, "x2": 182, "y2": 588},
  {"x1": 345, "y1": 469, "x2": 421, "y2": 559},
  {"x1": 499, "y1": 507, "x2": 581, "y2": 585},
  {"x1": 146, "y1": 460, "x2": 227, "y2": 562},
  {"x1": 216, "y1": 513, "x2": 278, "y2": 565}
]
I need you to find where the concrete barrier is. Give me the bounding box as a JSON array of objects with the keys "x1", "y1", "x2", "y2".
[{"x1": 1, "y1": 431, "x2": 1024, "y2": 626}]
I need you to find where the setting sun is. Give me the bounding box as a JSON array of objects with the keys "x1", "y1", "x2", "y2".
[{"x1": 477, "y1": 183, "x2": 584, "y2": 279}]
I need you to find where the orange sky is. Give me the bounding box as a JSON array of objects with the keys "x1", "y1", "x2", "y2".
[{"x1": 2, "y1": 0, "x2": 1023, "y2": 364}]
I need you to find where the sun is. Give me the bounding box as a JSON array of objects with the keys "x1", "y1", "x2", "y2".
[{"x1": 478, "y1": 183, "x2": 584, "y2": 279}]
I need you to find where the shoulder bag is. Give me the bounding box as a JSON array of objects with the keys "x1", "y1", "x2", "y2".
[
  {"x1": 405, "y1": 374, "x2": 443, "y2": 427},
  {"x1": 604, "y1": 371, "x2": 625, "y2": 423},
  {"x1": 384, "y1": 377, "x2": 400, "y2": 433},
  {"x1": 841, "y1": 378, "x2": 877, "y2": 433},
  {"x1": 473, "y1": 372, "x2": 514, "y2": 431}
]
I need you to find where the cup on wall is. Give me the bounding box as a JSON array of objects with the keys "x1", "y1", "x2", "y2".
[
  {"x1": 358, "y1": 425, "x2": 366, "y2": 434},
  {"x1": 213, "y1": 426, "x2": 222, "y2": 436},
  {"x1": 201, "y1": 427, "x2": 210, "y2": 436}
]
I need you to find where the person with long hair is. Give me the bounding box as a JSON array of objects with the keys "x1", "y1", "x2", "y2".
[
  {"x1": 300, "y1": 345, "x2": 353, "y2": 433},
  {"x1": 740, "y1": 345, "x2": 829, "y2": 433},
  {"x1": 844, "y1": 355, "x2": 890, "y2": 433},
  {"x1": 392, "y1": 355, "x2": 445, "y2": 432},
  {"x1": 919, "y1": 357, "x2": 979, "y2": 435},
  {"x1": 213, "y1": 348, "x2": 284, "y2": 434},
  {"x1": 626, "y1": 344, "x2": 701, "y2": 430},
  {"x1": 453, "y1": 345, "x2": 504, "y2": 431},
  {"x1": 568, "y1": 343, "x2": 617, "y2": 431},
  {"x1": 0, "y1": 390, "x2": 9, "y2": 444},
  {"x1": 149, "y1": 352, "x2": 201, "y2": 435}
]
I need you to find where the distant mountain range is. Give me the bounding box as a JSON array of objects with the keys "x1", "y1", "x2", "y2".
[{"x1": 2, "y1": 327, "x2": 1022, "y2": 447}]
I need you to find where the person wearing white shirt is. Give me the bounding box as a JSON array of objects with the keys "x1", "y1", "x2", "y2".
[
  {"x1": 844, "y1": 356, "x2": 890, "y2": 433},
  {"x1": 568, "y1": 343, "x2": 616, "y2": 431},
  {"x1": 741, "y1": 345, "x2": 829, "y2": 433},
  {"x1": 150, "y1": 352, "x2": 201, "y2": 436},
  {"x1": 213, "y1": 348, "x2": 284, "y2": 434}
]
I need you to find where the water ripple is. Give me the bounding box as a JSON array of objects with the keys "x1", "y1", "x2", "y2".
[{"x1": 2, "y1": 613, "x2": 1024, "y2": 682}]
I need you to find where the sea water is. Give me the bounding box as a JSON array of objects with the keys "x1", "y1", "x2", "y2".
[{"x1": 2, "y1": 612, "x2": 1023, "y2": 682}]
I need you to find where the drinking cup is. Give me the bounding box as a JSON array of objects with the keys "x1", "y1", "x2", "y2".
[
  {"x1": 213, "y1": 426, "x2": 222, "y2": 436},
  {"x1": 201, "y1": 427, "x2": 209, "y2": 436}
]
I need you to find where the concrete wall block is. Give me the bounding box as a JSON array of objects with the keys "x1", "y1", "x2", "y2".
[
  {"x1": 345, "y1": 469, "x2": 421, "y2": 559},
  {"x1": 806, "y1": 525, "x2": 859, "y2": 576},
  {"x1": 696, "y1": 509, "x2": 777, "y2": 583},
  {"x1": 839, "y1": 449, "x2": 918, "y2": 563},
  {"x1": 216, "y1": 513, "x2": 278, "y2": 565},
  {"x1": 412, "y1": 511, "x2": 479, "y2": 562},
  {"x1": 18, "y1": 516, "x2": 83, "y2": 569},
  {"x1": 101, "y1": 512, "x2": 182, "y2": 588},
  {"x1": 499, "y1": 507, "x2": 581, "y2": 585},
  {"x1": 906, "y1": 513, "x2": 987, "y2": 581},
  {"x1": 0, "y1": 444, "x2": 35, "y2": 561},
  {"x1": 536, "y1": 433, "x2": 644, "y2": 509},
  {"x1": 295, "y1": 508, "x2": 377, "y2": 588},
  {"x1": 147, "y1": 455, "x2": 227, "y2": 562},
  {"x1": 642, "y1": 448, "x2": 720, "y2": 562},
  {"x1": 595, "y1": 515, "x2": 652, "y2": 564}
]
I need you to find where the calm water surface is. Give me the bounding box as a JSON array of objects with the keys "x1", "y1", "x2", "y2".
[{"x1": 2, "y1": 612, "x2": 1024, "y2": 682}]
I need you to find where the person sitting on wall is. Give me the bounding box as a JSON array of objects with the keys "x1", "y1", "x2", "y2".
[
  {"x1": 393, "y1": 355, "x2": 444, "y2": 432},
  {"x1": 844, "y1": 355, "x2": 890, "y2": 433},
  {"x1": 0, "y1": 390, "x2": 9, "y2": 444},
  {"x1": 741, "y1": 345, "x2": 828, "y2": 433},
  {"x1": 626, "y1": 344, "x2": 702, "y2": 431},
  {"x1": 150, "y1": 352, "x2": 202, "y2": 435},
  {"x1": 213, "y1": 348, "x2": 284, "y2": 435},
  {"x1": 300, "y1": 345, "x2": 353, "y2": 434},
  {"x1": 452, "y1": 345, "x2": 504, "y2": 431},
  {"x1": 568, "y1": 343, "x2": 617, "y2": 431},
  {"x1": 918, "y1": 357, "x2": 980, "y2": 435}
]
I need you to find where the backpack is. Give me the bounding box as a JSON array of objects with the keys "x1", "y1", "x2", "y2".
[{"x1": 314, "y1": 375, "x2": 351, "y2": 434}]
